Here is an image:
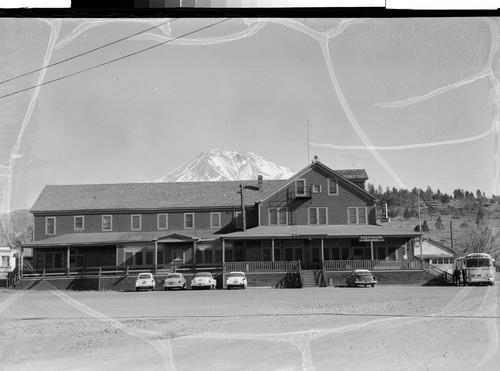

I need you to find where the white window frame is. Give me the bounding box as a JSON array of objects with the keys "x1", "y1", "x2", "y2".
[
  {"x1": 308, "y1": 207, "x2": 328, "y2": 225},
  {"x1": 328, "y1": 178, "x2": 339, "y2": 196},
  {"x1": 210, "y1": 212, "x2": 221, "y2": 229},
  {"x1": 102, "y1": 215, "x2": 113, "y2": 231},
  {"x1": 295, "y1": 179, "x2": 306, "y2": 196},
  {"x1": 184, "y1": 213, "x2": 195, "y2": 229},
  {"x1": 45, "y1": 217, "x2": 56, "y2": 235},
  {"x1": 74, "y1": 216, "x2": 84, "y2": 231},
  {"x1": 312, "y1": 184, "x2": 322, "y2": 193},
  {"x1": 347, "y1": 207, "x2": 368, "y2": 225},
  {"x1": 131, "y1": 214, "x2": 142, "y2": 231},
  {"x1": 157, "y1": 213, "x2": 168, "y2": 230},
  {"x1": 269, "y1": 208, "x2": 288, "y2": 226}
]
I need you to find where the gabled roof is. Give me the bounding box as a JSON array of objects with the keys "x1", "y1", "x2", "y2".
[
  {"x1": 258, "y1": 161, "x2": 376, "y2": 203},
  {"x1": 30, "y1": 164, "x2": 372, "y2": 214},
  {"x1": 24, "y1": 230, "x2": 219, "y2": 247},
  {"x1": 30, "y1": 180, "x2": 284, "y2": 213}
]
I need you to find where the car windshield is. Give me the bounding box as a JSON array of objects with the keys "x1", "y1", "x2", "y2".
[
  {"x1": 167, "y1": 274, "x2": 181, "y2": 279},
  {"x1": 195, "y1": 272, "x2": 212, "y2": 278},
  {"x1": 138, "y1": 274, "x2": 151, "y2": 279},
  {"x1": 229, "y1": 273, "x2": 245, "y2": 278}
]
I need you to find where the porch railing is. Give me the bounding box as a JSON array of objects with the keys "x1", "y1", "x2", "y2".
[
  {"x1": 323, "y1": 259, "x2": 422, "y2": 271},
  {"x1": 223, "y1": 261, "x2": 298, "y2": 272}
]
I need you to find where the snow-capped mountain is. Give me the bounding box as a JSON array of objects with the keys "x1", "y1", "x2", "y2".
[{"x1": 157, "y1": 149, "x2": 296, "y2": 182}]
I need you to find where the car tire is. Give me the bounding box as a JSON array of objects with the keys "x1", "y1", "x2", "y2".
[
  {"x1": 371, "y1": 283, "x2": 375, "y2": 288},
  {"x1": 136, "y1": 288, "x2": 140, "y2": 292}
]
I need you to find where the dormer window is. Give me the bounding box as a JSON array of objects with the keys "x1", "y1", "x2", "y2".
[{"x1": 295, "y1": 179, "x2": 306, "y2": 197}]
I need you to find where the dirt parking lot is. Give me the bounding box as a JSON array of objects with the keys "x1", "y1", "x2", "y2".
[{"x1": 1, "y1": 284, "x2": 499, "y2": 371}]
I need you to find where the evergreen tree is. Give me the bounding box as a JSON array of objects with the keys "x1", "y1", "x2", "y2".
[
  {"x1": 435, "y1": 216, "x2": 444, "y2": 230},
  {"x1": 422, "y1": 220, "x2": 430, "y2": 232},
  {"x1": 414, "y1": 224, "x2": 421, "y2": 232}
]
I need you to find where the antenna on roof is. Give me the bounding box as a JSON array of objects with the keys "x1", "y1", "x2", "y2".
[{"x1": 305, "y1": 120, "x2": 312, "y2": 164}]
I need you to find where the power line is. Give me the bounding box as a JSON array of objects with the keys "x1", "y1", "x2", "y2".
[
  {"x1": 0, "y1": 19, "x2": 179, "y2": 86},
  {"x1": 0, "y1": 18, "x2": 230, "y2": 101}
]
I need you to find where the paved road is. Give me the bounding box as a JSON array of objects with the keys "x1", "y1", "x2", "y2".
[{"x1": 1, "y1": 285, "x2": 499, "y2": 370}]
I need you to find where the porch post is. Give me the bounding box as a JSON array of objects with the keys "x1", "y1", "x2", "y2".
[
  {"x1": 66, "y1": 246, "x2": 70, "y2": 277},
  {"x1": 222, "y1": 238, "x2": 225, "y2": 267},
  {"x1": 370, "y1": 241, "x2": 374, "y2": 260},
  {"x1": 271, "y1": 238, "x2": 275, "y2": 262},
  {"x1": 193, "y1": 240, "x2": 197, "y2": 268},
  {"x1": 20, "y1": 247, "x2": 24, "y2": 279},
  {"x1": 154, "y1": 241, "x2": 158, "y2": 274},
  {"x1": 320, "y1": 238, "x2": 324, "y2": 262}
]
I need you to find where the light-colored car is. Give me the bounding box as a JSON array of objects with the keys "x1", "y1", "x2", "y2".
[
  {"x1": 346, "y1": 269, "x2": 377, "y2": 288},
  {"x1": 164, "y1": 273, "x2": 187, "y2": 290},
  {"x1": 190, "y1": 272, "x2": 216, "y2": 290},
  {"x1": 135, "y1": 272, "x2": 156, "y2": 291},
  {"x1": 226, "y1": 271, "x2": 247, "y2": 289}
]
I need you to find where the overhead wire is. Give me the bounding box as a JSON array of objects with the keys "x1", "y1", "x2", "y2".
[
  {"x1": 0, "y1": 18, "x2": 230, "y2": 101},
  {"x1": 0, "y1": 18, "x2": 179, "y2": 86}
]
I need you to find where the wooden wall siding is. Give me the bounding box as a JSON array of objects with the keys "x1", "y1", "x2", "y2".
[
  {"x1": 260, "y1": 167, "x2": 376, "y2": 226},
  {"x1": 33, "y1": 207, "x2": 258, "y2": 239}
]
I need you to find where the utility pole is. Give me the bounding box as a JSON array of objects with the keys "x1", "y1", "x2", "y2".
[
  {"x1": 239, "y1": 184, "x2": 246, "y2": 231},
  {"x1": 305, "y1": 120, "x2": 311, "y2": 164},
  {"x1": 417, "y1": 190, "x2": 423, "y2": 268},
  {"x1": 450, "y1": 220, "x2": 454, "y2": 251}
]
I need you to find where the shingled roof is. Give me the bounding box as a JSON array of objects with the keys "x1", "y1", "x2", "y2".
[
  {"x1": 30, "y1": 180, "x2": 286, "y2": 213},
  {"x1": 30, "y1": 169, "x2": 369, "y2": 213}
]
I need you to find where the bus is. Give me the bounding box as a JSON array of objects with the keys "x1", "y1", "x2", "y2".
[{"x1": 455, "y1": 253, "x2": 495, "y2": 286}]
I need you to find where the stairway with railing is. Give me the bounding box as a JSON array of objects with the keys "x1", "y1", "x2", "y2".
[{"x1": 275, "y1": 260, "x2": 302, "y2": 288}]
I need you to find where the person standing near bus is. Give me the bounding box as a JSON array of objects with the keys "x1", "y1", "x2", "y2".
[
  {"x1": 461, "y1": 265, "x2": 467, "y2": 286},
  {"x1": 453, "y1": 268, "x2": 461, "y2": 286}
]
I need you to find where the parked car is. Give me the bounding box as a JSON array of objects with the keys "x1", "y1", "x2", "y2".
[
  {"x1": 164, "y1": 272, "x2": 187, "y2": 290},
  {"x1": 346, "y1": 269, "x2": 377, "y2": 288},
  {"x1": 135, "y1": 272, "x2": 156, "y2": 291},
  {"x1": 226, "y1": 271, "x2": 247, "y2": 289},
  {"x1": 190, "y1": 272, "x2": 216, "y2": 290}
]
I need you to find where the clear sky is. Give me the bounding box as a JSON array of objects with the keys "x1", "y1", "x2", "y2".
[{"x1": 0, "y1": 17, "x2": 498, "y2": 212}]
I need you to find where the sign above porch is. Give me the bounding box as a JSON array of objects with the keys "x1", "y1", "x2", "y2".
[{"x1": 359, "y1": 235, "x2": 385, "y2": 242}]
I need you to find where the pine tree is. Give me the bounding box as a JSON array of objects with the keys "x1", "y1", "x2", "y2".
[
  {"x1": 422, "y1": 220, "x2": 430, "y2": 232},
  {"x1": 435, "y1": 216, "x2": 444, "y2": 230}
]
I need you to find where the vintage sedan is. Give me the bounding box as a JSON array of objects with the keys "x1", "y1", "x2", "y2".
[
  {"x1": 226, "y1": 271, "x2": 247, "y2": 289},
  {"x1": 135, "y1": 272, "x2": 156, "y2": 291},
  {"x1": 346, "y1": 269, "x2": 377, "y2": 288},
  {"x1": 190, "y1": 272, "x2": 217, "y2": 290},
  {"x1": 164, "y1": 273, "x2": 187, "y2": 290}
]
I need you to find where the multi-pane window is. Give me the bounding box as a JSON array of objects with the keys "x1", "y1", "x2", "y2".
[
  {"x1": 46, "y1": 217, "x2": 56, "y2": 235},
  {"x1": 210, "y1": 212, "x2": 221, "y2": 229},
  {"x1": 308, "y1": 207, "x2": 327, "y2": 225},
  {"x1": 1, "y1": 256, "x2": 9, "y2": 267},
  {"x1": 102, "y1": 215, "x2": 112, "y2": 231},
  {"x1": 347, "y1": 207, "x2": 367, "y2": 224},
  {"x1": 328, "y1": 178, "x2": 339, "y2": 195},
  {"x1": 74, "y1": 216, "x2": 84, "y2": 231},
  {"x1": 157, "y1": 214, "x2": 168, "y2": 230},
  {"x1": 184, "y1": 213, "x2": 194, "y2": 229},
  {"x1": 269, "y1": 208, "x2": 288, "y2": 226},
  {"x1": 131, "y1": 214, "x2": 142, "y2": 230},
  {"x1": 312, "y1": 184, "x2": 321, "y2": 193},
  {"x1": 295, "y1": 179, "x2": 306, "y2": 196}
]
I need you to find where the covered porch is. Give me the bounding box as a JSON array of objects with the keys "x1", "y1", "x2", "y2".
[{"x1": 221, "y1": 225, "x2": 423, "y2": 271}]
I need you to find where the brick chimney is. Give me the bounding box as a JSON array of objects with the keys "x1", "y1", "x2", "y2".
[{"x1": 258, "y1": 175, "x2": 263, "y2": 190}]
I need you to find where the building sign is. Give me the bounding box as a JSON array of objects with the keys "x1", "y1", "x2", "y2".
[{"x1": 359, "y1": 235, "x2": 384, "y2": 242}]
